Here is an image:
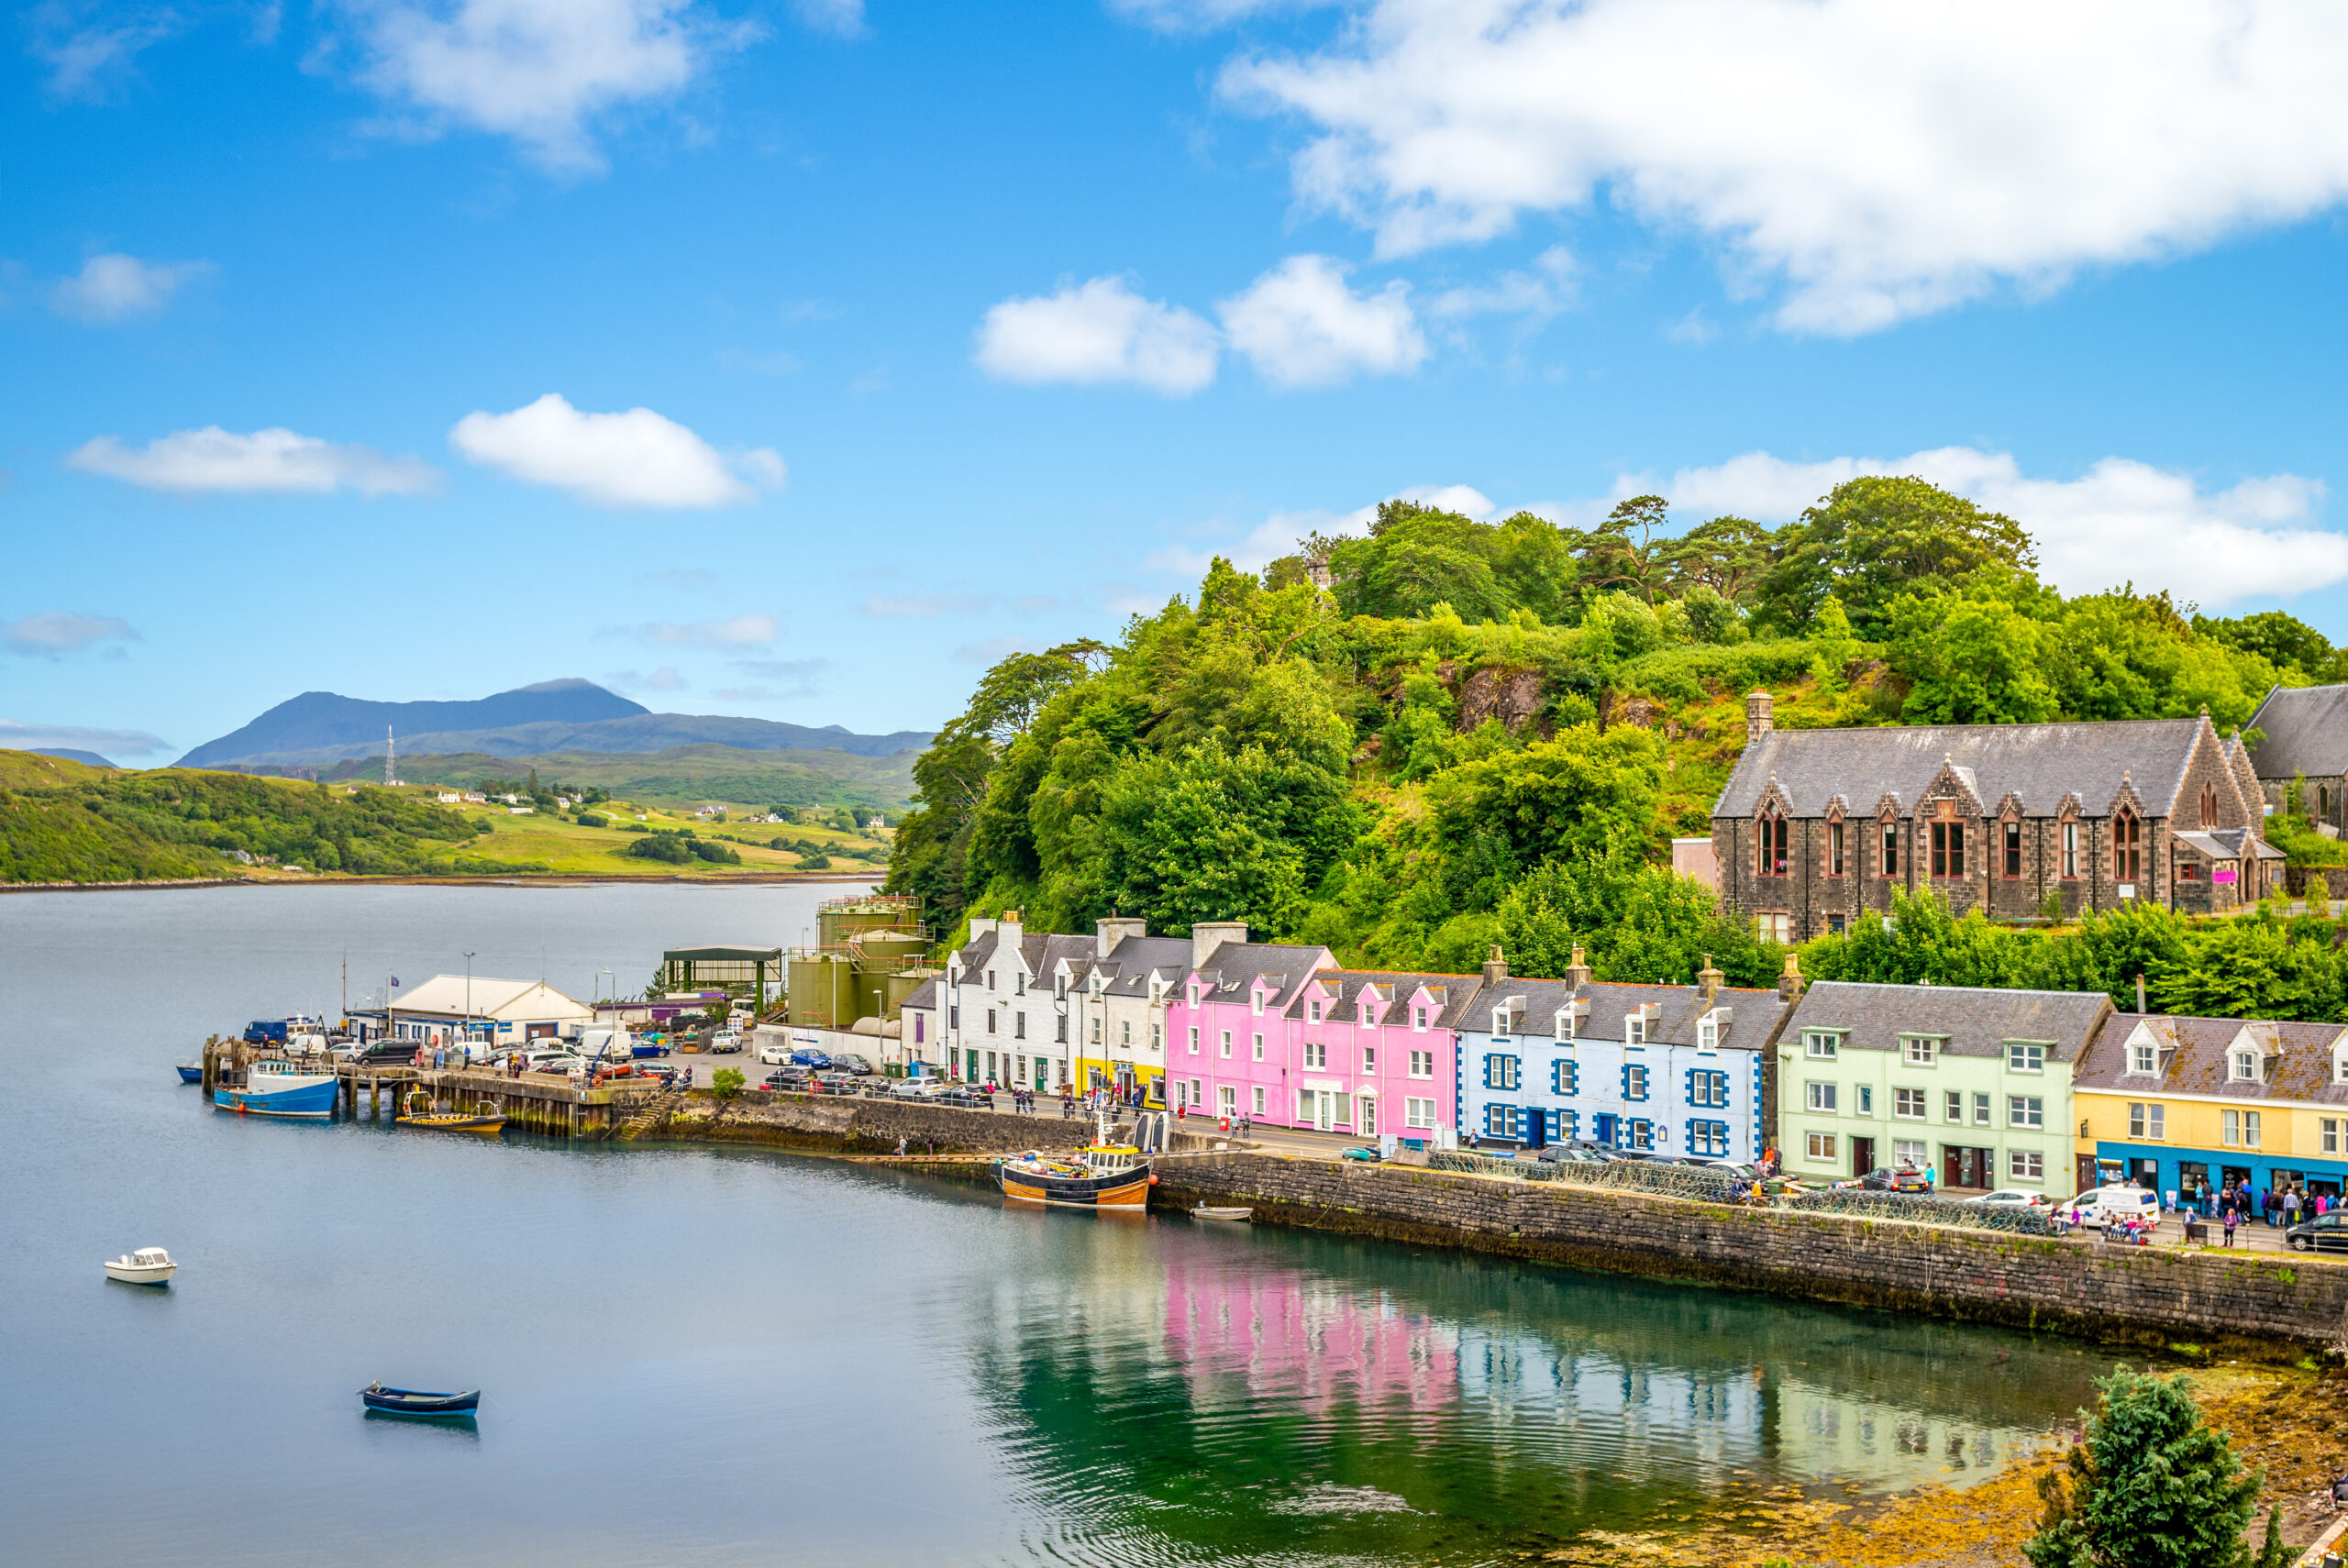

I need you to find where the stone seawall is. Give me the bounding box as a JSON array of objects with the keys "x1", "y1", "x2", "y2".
[
  {"x1": 1154, "y1": 1152, "x2": 2348, "y2": 1354},
  {"x1": 626, "y1": 1091, "x2": 1168, "y2": 1156}
]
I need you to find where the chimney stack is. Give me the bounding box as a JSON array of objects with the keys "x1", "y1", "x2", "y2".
[
  {"x1": 1778, "y1": 951, "x2": 1806, "y2": 1004},
  {"x1": 1095, "y1": 915, "x2": 1147, "y2": 959},
  {"x1": 1697, "y1": 953, "x2": 1723, "y2": 1003},
  {"x1": 1191, "y1": 922, "x2": 1248, "y2": 972},
  {"x1": 1482, "y1": 944, "x2": 1508, "y2": 987},
  {"x1": 2135, "y1": 973, "x2": 2147, "y2": 1014},
  {"x1": 1565, "y1": 944, "x2": 1592, "y2": 988},
  {"x1": 1745, "y1": 690, "x2": 1775, "y2": 742}
]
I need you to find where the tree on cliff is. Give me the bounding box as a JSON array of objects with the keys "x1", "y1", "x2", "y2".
[{"x1": 2024, "y1": 1367, "x2": 2261, "y2": 1568}]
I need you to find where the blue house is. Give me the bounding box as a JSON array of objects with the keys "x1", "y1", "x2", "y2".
[{"x1": 1454, "y1": 955, "x2": 1791, "y2": 1163}]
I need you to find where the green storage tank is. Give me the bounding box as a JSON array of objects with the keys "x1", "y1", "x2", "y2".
[{"x1": 786, "y1": 952, "x2": 858, "y2": 1030}]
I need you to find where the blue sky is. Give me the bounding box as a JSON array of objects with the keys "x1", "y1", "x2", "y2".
[{"x1": 7, "y1": 0, "x2": 2348, "y2": 761}]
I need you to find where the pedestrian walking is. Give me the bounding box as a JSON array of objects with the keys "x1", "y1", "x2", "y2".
[{"x1": 2223, "y1": 1206, "x2": 2239, "y2": 1247}]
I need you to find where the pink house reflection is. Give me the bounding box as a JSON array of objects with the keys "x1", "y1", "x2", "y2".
[{"x1": 1161, "y1": 1260, "x2": 1458, "y2": 1416}]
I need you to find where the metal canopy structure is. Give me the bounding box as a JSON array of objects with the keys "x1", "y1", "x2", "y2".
[{"x1": 660, "y1": 945, "x2": 783, "y2": 1004}]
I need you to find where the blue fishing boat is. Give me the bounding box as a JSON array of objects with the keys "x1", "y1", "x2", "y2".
[
  {"x1": 176, "y1": 1064, "x2": 203, "y2": 1084},
  {"x1": 213, "y1": 1061, "x2": 338, "y2": 1119},
  {"x1": 360, "y1": 1383, "x2": 480, "y2": 1415}
]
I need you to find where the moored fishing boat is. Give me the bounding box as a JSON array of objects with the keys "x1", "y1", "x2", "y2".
[
  {"x1": 213, "y1": 1060, "x2": 338, "y2": 1119},
  {"x1": 176, "y1": 1064, "x2": 203, "y2": 1084},
  {"x1": 997, "y1": 1115, "x2": 1153, "y2": 1209},
  {"x1": 103, "y1": 1247, "x2": 177, "y2": 1285},
  {"x1": 360, "y1": 1383, "x2": 480, "y2": 1416}
]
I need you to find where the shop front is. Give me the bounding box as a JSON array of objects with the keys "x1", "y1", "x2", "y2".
[{"x1": 2093, "y1": 1143, "x2": 2348, "y2": 1209}]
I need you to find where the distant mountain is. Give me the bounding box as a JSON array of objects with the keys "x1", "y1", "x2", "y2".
[
  {"x1": 179, "y1": 679, "x2": 648, "y2": 768},
  {"x1": 32, "y1": 748, "x2": 116, "y2": 768},
  {"x1": 182, "y1": 679, "x2": 933, "y2": 771}
]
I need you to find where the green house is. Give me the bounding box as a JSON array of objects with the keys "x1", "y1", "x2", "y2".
[{"x1": 1775, "y1": 982, "x2": 2111, "y2": 1195}]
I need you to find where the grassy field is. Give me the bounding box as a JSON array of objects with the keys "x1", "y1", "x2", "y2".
[
  {"x1": 439, "y1": 791, "x2": 891, "y2": 878},
  {"x1": 321, "y1": 743, "x2": 916, "y2": 815}
]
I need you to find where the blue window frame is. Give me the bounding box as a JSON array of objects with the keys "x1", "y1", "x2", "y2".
[
  {"x1": 1687, "y1": 1120, "x2": 1730, "y2": 1156},
  {"x1": 1685, "y1": 1069, "x2": 1730, "y2": 1110},
  {"x1": 1484, "y1": 1104, "x2": 1523, "y2": 1140},
  {"x1": 1485, "y1": 1054, "x2": 1520, "y2": 1090},
  {"x1": 1627, "y1": 1118, "x2": 1655, "y2": 1151},
  {"x1": 1592, "y1": 1112, "x2": 1619, "y2": 1146},
  {"x1": 1549, "y1": 1109, "x2": 1578, "y2": 1143},
  {"x1": 1552, "y1": 1059, "x2": 1578, "y2": 1096},
  {"x1": 1623, "y1": 1064, "x2": 1650, "y2": 1100}
]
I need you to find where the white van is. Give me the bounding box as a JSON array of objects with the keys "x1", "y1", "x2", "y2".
[{"x1": 2071, "y1": 1185, "x2": 2161, "y2": 1227}]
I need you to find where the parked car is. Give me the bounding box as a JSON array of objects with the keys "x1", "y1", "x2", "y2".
[
  {"x1": 1537, "y1": 1143, "x2": 1618, "y2": 1164},
  {"x1": 1966, "y1": 1188, "x2": 2053, "y2": 1209},
  {"x1": 1700, "y1": 1160, "x2": 1762, "y2": 1181},
  {"x1": 351, "y1": 1039, "x2": 418, "y2": 1066},
  {"x1": 789, "y1": 1049, "x2": 833, "y2": 1070},
  {"x1": 1858, "y1": 1165, "x2": 1935, "y2": 1193},
  {"x1": 2287, "y1": 1214, "x2": 2348, "y2": 1253},
  {"x1": 809, "y1": 1070, "x2": 860, "y2": 1093},
  {"x1": 764, "y1": 1066, "x2": 812, "y2": 1090},
  {"x1": 758, "y1": 1043, "x2": 792, "y2": 1066},
  {"x1": 935, "y1": 1088, "x2": 991, "y2": 1109},
  {"x1": 706, "y1": 1032, "x2": 743, "y2": 1055},
  {"x1": 831, "y1": 1052, "x2": 876, "y2": 1076},
  {"x1": 889, "y1": 1078, "x2": 947, "y2": 1100}
]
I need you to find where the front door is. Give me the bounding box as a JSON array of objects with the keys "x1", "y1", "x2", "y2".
[
  {"x1": 1852, "y1": 1136, "x2": 1876, "y2": 1178},
  {"x1": 1314, "y1": 1091, "x2": 1335, "y2": 1132}
]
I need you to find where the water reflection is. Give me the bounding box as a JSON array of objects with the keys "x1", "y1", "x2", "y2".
[{"x1": 968, "y1": 1222, "x2": 2105, "y2": 1563}]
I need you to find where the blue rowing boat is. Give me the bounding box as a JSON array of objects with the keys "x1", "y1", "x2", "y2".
[
  {"x1": 176, "y1": 1064, "x2": 203, "y2": 1084},
  {"x1": 360, "y1": 1383, "x2": 480, "y2": 1415}
]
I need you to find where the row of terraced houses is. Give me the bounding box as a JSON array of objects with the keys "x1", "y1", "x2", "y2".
[{"x1": 898, "y1": 914, "x2": 2348, "y2": 1203}]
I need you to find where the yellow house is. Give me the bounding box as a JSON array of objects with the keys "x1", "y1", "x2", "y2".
[{"x1": 2072, "y1": 1012, "x2": 2348, "y2": 1208}]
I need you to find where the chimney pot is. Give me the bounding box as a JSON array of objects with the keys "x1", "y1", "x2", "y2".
[
  {"x1": 1777, "y1": 950, "x2": 1805, "y2": 1004},
  {"x1": 1745, "y1": 690, "x2": 1775, "y2": 742},
  {"x1": 1481, "y1": 944, "x2": 1509, "y2": 987},
  {"x1": 1698, "y1": 954, "x2": 1724, "y2": 1002},
  {"x1": 1565, "y1": 944, "x2": 1592, "y2": 988}
]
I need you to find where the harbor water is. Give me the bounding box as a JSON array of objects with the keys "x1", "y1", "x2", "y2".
[{"x1": 0, "y1": 884, "x2": 2110, "y2": 1566}]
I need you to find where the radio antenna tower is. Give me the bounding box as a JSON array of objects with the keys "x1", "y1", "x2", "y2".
[{"x1": 385, "y1": 726, "x2": 395, "y2": 788}]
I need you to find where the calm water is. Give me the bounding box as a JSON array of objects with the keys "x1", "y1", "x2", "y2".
[{"x1": 0, "y1": 884, "x2": 2108, "y2": 1567}]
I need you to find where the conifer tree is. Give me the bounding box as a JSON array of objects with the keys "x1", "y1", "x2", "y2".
[{"x1": 2025, "y1": 1368, "x2": 2262, "y2": 1568}]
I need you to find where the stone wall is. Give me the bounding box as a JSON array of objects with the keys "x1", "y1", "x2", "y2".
[
  {"x1": 624, "y1": 1091, "x2": 1109, "y2": 1154},
  {"x1": 1154, "y1": 1151, "x2": 2348, "y2": 1353}
]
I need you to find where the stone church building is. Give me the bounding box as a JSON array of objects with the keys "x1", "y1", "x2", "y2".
[
  {"x1": 1711, "y1": 693, "x2": 2285, "y2": 944},
  {"x1": 2248, "y1": 683, "x2": 2348, "y2": 833}
]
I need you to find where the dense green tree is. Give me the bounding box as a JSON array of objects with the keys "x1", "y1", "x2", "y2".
[
  {"x1": 2025, "y1": 1367, "x2": 2260, "y2": 1568},
  {"x1": 1758, "y1": 475, "x2": 2037, "y2": 636}
]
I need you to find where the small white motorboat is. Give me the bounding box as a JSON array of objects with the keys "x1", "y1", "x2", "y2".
[
  {"x1": 104, "y1": 1247, "x2": 177, "y2": 1286},
  {"x1": 1191, "y1": 1206, "x2": 1254, "y2": 1221}
]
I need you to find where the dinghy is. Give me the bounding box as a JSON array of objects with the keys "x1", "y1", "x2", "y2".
[
  {"x1": 1191, "y1": 1206, "x2": 1253, "y2": 1221},
  {"x1": 360, "y1": 1383, "x2": 481, "y2": 1415}
]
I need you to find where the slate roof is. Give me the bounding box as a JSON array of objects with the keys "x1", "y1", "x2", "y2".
[
  {"x1": 1283, "y1": 969, "x2": 1490, "y2": 1030},
  {"x1": 2174, "y1": 829, "x2": 2285, "y2": 861},
  {"x1": 2245, "y1": 684, "x2": 2348, "y2": 781},
  {"x1": 1079, "y1": 935, "x2": 1194, "y2": 998},
  {"x1": 1462, "y1": 980, "x2": 1786, "y2": 1049},
  {"x1": 1781, "y1": 981, "x2": 2111, "y2": 1060},
  {"x1": 1188, "y1": 942, "x2": 1336, "y2": 1010},
  {"x1": 903, "y1": 976, "x2": 938, "y2": 1010},
  {"x1": 2076, "y1": 1011, "x2": 2348, "y2": 1106},
  {"x1": 1714, "y1": 716, "x2": 2210, "y2": 820}
]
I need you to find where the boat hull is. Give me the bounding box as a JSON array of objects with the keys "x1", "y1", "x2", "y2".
[
  {"x1": 395, "y1": 1113, "x2": 506, "y2": 1135},
  {"x1": 214, "y1": 1077, "x2": 338, "y2": 1119},
  {"x1": 996, "y1": 1161, "x2": 1152, "y2": 1209},
  {"x1": 176, "y1": 1065, "x2": 203, "y2": 1084},
  {"x1": 103, "y1": 1263, "x2": 175, "y2": 1285},
  {"x1": 361, "y1": 1386, "x2": 480, "y2": 1415}
]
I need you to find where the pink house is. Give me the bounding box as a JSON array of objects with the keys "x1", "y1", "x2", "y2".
[{"x1": 1164, "y1": 958, "x2": 1480, "y2": 1145}]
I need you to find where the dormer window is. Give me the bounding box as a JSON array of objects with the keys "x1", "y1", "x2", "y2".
[
  {"x1": 2335, "y1": 1048, "x2": 2348, "y2": 1085},
  {"x1": 1188, "y1": 986, "x2": 1199, "y2": 1009},
  {"x1": 2131, "y1": 1041, "x2": 2157, "y2": 1076},
  {"x1": 1492, "y1": 1008, "x2": 1510, "y2": 1038},
  {"x1": 1413, "y1": 1008, "x2": 1428, "y2": 1032},
  {"x1": 1309, "y1": 999, "x2": 1323, "y2": 1024},
  {"x1": 1625, "y1": 1014, "x2": 1646, "y2": 1046},
  {"x1": 1360, "y1": 1004, "x2": 1374, "y2": 1026},
  {"x1": 1757, "y1": 809, "x2": 1789, "y2": 876},
  {"x1": 1698, "y1": 1015, "x2": 1718, "y2": 1051},
  {"x1": 1252, "y1": 989, "x2": 1265, "y2": 1016},
  {"x1": 2232, "y1": 1049, "x2": 2260, "y2": 1083},
  {"x1": 1556, "y1": 1008, "x2": 1575, "y2": 1042}
]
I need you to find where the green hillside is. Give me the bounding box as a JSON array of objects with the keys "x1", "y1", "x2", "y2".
[
  {"x1": 314, "y1": 744, "x2": 914, "y2": 814},
  {"x1": 0, "y1": 761, "x2": 531, "y2": 883},
  {"x1": 888, "y1": 478, "x2": 2337, "y2": 1003}
]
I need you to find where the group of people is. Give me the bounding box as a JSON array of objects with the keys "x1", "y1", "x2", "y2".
[{"x1": 2199, "y1": 1183, "x2": 2334, "y2": 1229}]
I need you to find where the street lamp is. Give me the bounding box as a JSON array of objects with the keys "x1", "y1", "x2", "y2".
[{"x1": 464, "y1": 951, "x2": 477, "y2": 1043}]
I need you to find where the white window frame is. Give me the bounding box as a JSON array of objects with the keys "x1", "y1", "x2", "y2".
[
  {"x1": 1902, "y1": 1036, "x2": 1937, "y2": 1066},
  {"x1": 1187, "y1": 1027, "x2": 1199, "y2": 1056},
  {"x1": 1625, "y1": 1014, "x2": 1647, "y2": 1046},
  {"x1": 1405, "y1": 1097, "x2": 1436, "y2": 1130},
  {"x1": 1807, "y1": 1080, "x2": 1837, "y2": 1112},
  {"x1": 1806, "y1": 1131, "x2": 1838, "y2": 1163},
  {"x1": 1893, "y1": 1087, "x2": 1926, "y2": 1120},
  {"x1": 2131, "y1": 1043, "x2": 2158, "y2": 1076},
  {"x1": 1303, "y1": 1042, "x2": 1327, "y2": 1070},
  {"x1": 2010, "y1": 1149, "x2": 2045, "y2": 1183},
  {"x1": 2007, "y1": 1042, "x2": 2046, "y2": 1074},
  {"x1": 1698, "y1": 1015, "x2": 1719, "y2": 1050},
  {"x1": 1252, "y1": 1032, "x2": 1265, "y2": 1062},
  {"x1": 1219, "y1": 1030, "x2": 1232, "y2": 1058},
  {"x1": 1409, "y1": 1049, "x2": 1434, "y2": 1079},
  {"x1": 1805, "y1": 1032, "x2": 1839, "y2": 1060},
  {"x1": 2232, "y1": 1049, "x2": 2260, "y2": 1083},
  {"x1": 1893, "y1": 1138, "x2": 1927, "y2": 1169},
  {"x1": 2009, "y1": 1095, "x2": 2044, "y2": 1129}
]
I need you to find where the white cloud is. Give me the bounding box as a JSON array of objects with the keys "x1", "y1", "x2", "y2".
[
  {"x1": 30, "y1": 6, "x2": 183, "y2": 99},
  {"x1": 1428, "y1": 245, "x2": 1576, "y2": 321},
  {"x1": 0, "y1": 719, "x2": 170, "y2": 757},
  {"x1": 50, "y1": 254, "x2": 213, "y2": 323},
  {"x1": 1150, "y1": 482, "x2": 1496, "y2": 576},
  {"x1": 632, "y1": 613, "x2": 778, "y2": 646},
  {"x1": 67, "y1": 427, "x2": 440, "y2": 496},
  {"x1": 4, "y1": 612, "x2": 138, "y2": 657},
  {"x1": 974, "y1": 276, "x2": 1220, "y2": 395},
  {"x1": 1218, "y1": 0, "x2": 2348, "y2": 333},
  {"x1": 606, "y1": 665, "x2": 689, "y2": 692},
  {"x1": 1218, "y1": 255, "x2": 1425, "y2": 388},
  {"x1": 346, "y1": 0, "x2": 753, "y2": 171},
  {"x1": 1108, "y1": 0, "x2": 1317, "y2": 31},
  {"x1": 1654, "y1": 447, "x2": 2344, "y2": 606},
  {"x1": 450, "y1": 393, "x2": 781, "y2": 507},
  {"x1": 789, "y1": 0, "x2": 862, "y2": 38}
]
